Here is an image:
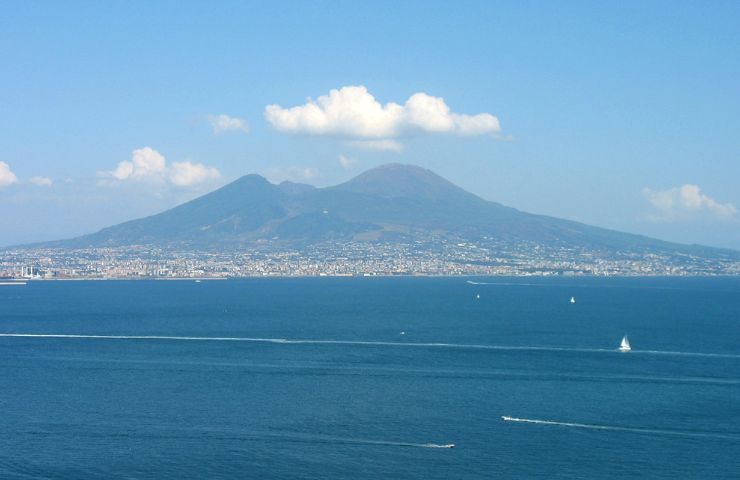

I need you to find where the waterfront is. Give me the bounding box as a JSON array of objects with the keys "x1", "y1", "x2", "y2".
[{"x1": 4, "y1": 240, "x2": 739, "y2": 280}]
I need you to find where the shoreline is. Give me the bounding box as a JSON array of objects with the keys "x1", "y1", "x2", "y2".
[{"x1": 4, "y1": 273, "x2": 739, "y2": 282}]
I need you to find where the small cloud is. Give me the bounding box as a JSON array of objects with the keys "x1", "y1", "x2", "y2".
[
  {"x1": 264, "y1": 85, "x2": 501, "y2": 150},
  {"x1": 207, "y1": 114, "x2": 249, "y2": 134},
  {"x1": 348, "y1": 139, "x2": 404, "y2": 152},
  {"x1": 30, "y1": 176, "x2": 53, "y2": 187},
  {"x1": 100, "y1": 147, "x2": 220, "y2": 187},
  {"x1": 296, "y1": 167, "x2": 319, "y2": 180},
  {"x1": 104, "y1": 147, "x2": 167, "y2": 181},
  {"x1": 0, "y1": 161, "x2": 18, "y2": 187},
  {"x1": 265, "y1": 166, "x2": 320, "y2": 184},
  {"x1": 643, "y1": 184, "x2": 737, "y2": 221},
  {"x1": 169, "y1": 161, "x2": 220, "y2": 187},
  {"x1": 338, "y1": 154, "x2": 357, "y2": 169}
]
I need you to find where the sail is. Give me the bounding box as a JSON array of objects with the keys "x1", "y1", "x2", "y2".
[{"x1": 620, "y1": 335, "x2": 631, "y2": 351}]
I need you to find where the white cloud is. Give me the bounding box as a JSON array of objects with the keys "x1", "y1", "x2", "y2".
[
  {"x1": 207, "y1": 114, "x2": 249, "y2": 134},
  {"x1": 294, "y1": 167, "x2": 319, "y2": 180},
  {"x1": 0, "y1": 161, "x2": 18, "y2": 187},
  {"x1": 643, "y1": 184, "x2": 737, "y2": 221},
  {"x1": 101, "y1": 147, "x2": 220, "y2": 187},
  {"x1": 30, "y1": 176, "x2": 53, "y2": 187},
  {"x1": 348, "y1": 139, "x2": 404, "y2": 152},
  {"x1": 266, "y1": 166, "x2": 320, "y2": 184},
  {"x1": 169, "y1": 161, "x2": 220, "y2": 186},
  {"x1": 110, "y1": 147, "x2": 167, "y2": 180},
  {"x1": 338, "y1": 154, "x2": 357, "y2": 169},
  {"x1": 264, "y1": 85, "x2": 501, "y2": 148}
]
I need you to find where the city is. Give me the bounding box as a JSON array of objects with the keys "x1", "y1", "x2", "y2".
[{"x1": 3, "y1": 238, "x2": 738, "y2": 279}]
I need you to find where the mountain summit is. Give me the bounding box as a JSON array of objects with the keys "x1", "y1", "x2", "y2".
[
  {"x1": 36, "y1": 164, "x2": 738, "y2": 262},
  {"x1": 334, "y1": 163, "x2": 477, "y2": 201}
]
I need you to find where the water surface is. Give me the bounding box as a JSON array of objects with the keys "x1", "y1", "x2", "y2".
[{"x1": 1, "y1": 277, "x2": 738, "y2": 478}]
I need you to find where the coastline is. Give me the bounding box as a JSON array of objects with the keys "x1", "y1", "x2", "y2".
[{"x1": 5, "y1": 273, "x2": 740, "y2": 282}]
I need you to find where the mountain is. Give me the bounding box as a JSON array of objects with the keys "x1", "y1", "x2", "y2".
[{"x1": 34, "y1": 164, "x2": 739, "y2": 261}]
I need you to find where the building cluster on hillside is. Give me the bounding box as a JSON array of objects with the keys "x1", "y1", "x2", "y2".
[{"x1": 2, "y1": 239, "x2": 738, "y2": 279}]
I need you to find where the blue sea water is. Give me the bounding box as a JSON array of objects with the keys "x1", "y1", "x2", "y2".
[{"x1": 0, "y1": 276, "x2": 738, "y2": 479}]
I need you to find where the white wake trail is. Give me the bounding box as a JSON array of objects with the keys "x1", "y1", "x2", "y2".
[
  {"x1": 501, "y1": 416, "x2": 740, "y2": 441},
  {"x1": 241, "y1": 431, "x2": 455, "y2": 449},
  {"x1": 1, "y1": 333, "x2": 738, "y2": 359}
]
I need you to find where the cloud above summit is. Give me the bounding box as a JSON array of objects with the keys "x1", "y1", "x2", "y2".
[
  {"x1": 169, "y1": 161, "x2": 220, "y2": 186},
  {"x1": 264, "y1": 86, "x2": 501, "y2": 148}
]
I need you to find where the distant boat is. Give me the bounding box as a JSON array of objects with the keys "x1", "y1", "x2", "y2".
[
  {"x1": 476, "y1": 294, "x2": 480, "y2": 299},
  {"x1": 619, "y1": 335, "x2": 631, "y2": 352},
  {"x1": 195, "y1": 280, "x2": 201, "y2": 283},
  {"x1": 570, "y1": 296, "x2": 576, "y2": 304}
]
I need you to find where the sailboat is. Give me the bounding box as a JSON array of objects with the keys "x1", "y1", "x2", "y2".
[
  {"x1": 619, "y1": 335, "x2": 631, "y2": 352},
  {"x1": 570, "y1": 296, "x2": 576, "y2": 304}
]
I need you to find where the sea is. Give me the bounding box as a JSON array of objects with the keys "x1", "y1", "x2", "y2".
[{"x1": 1, "y1": 276, "x2": 738, "y2": 479}]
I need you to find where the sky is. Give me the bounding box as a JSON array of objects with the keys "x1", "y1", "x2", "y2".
[{"x1": 1, "y1": 1, "x2": 739, "y2": 249}]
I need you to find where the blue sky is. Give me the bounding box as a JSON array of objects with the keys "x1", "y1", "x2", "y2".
[{"x1": 1, "y1": 1, "x2": 739, "y2": 248}]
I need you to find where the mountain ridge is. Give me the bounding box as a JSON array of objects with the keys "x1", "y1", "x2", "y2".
[{"x1": 21, "y1": 163, "x2": 740, "y2": 261}]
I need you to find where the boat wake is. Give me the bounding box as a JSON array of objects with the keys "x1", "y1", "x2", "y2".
[
  {"x1": 1, "y1": 333, "x2": 738, "y2": 359},
  {"x1": 501, "y1": 416, "x2": 740, "y2": 441},
  {"x1": 217, "y1": 431, "x2": 454, "y2": 449},
  {"x1": 278, "y1": 434, "x2": 454, "y2": 449},
  {"x1": 10, "y1": 426, "x2": 454, "y2": 450}
]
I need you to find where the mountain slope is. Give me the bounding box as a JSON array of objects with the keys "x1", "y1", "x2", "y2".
[
  {"x1": 35, "y1": 163, "x2": 739, "y2": 260},
  {"x1": 52, "y1": 174, "x2": 288, "y2": 248}
]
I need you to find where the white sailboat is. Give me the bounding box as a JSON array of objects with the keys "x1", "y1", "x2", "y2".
[
  {"x1": 570, "y1": 296, "x2": 576, "y2": 304},
  {"x1": 619, "y1": 335, "x2": 631, "y2": 352}
]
